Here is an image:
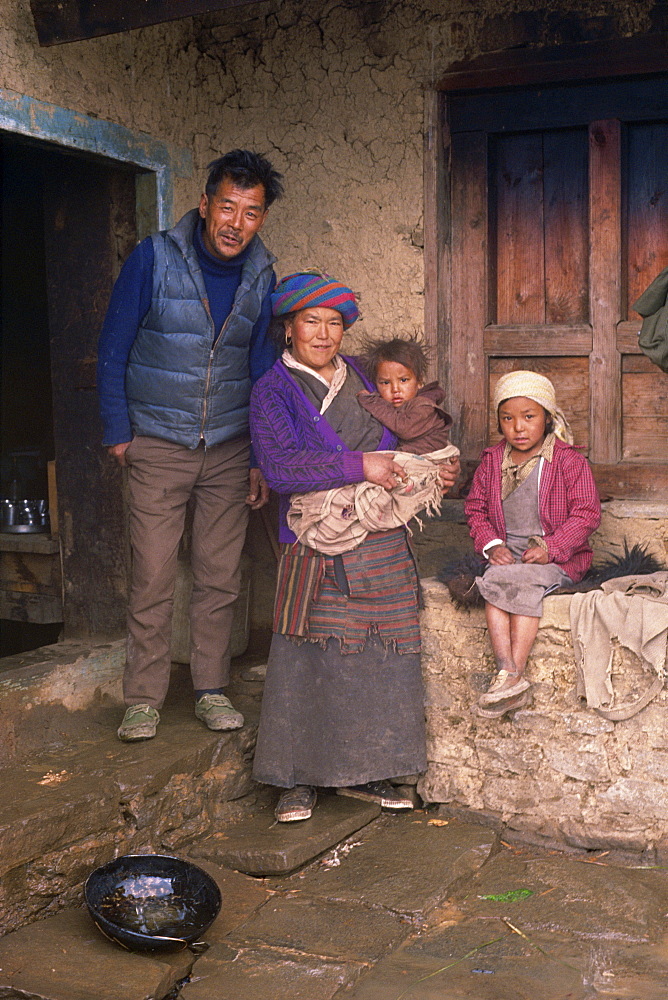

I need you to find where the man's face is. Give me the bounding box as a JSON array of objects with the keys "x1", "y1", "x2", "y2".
[{"x1": 198, "y1": 177, "x2": 268, "y2": 260}]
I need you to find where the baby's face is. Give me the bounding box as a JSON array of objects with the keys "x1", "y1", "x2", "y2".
[{"x1": 375, "y1": 361, "x2": 422, "y2": 408}]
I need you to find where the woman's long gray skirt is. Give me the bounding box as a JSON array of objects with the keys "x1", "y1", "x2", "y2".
[{"x1": 252, "y1": 634, "x2": 427, "y2": 789}]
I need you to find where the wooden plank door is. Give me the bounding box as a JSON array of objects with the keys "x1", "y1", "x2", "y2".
[{"x1": 446, "y1": 79, "x2": 668, "y2": 499}]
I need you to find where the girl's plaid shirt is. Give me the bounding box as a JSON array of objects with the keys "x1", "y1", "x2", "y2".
[{"x1": 464, "y1": 438, "x2": 601, "y2": 583}]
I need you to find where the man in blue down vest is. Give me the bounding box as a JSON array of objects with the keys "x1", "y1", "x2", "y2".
[{"x1": 97, "y1": 149, "x2": 283, "y2": 741}]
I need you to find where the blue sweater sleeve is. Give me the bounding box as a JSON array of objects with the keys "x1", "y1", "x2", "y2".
[
  {"x1": 97, "y1": 238, "x2": 154, "y2": 447},
  {"x1": 248, "y1": 270, "x2": 278, "y2": 467}
]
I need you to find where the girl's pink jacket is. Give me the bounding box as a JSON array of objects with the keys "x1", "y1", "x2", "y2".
[{"x1": 464, "y1": 438, "x2": 601, "y2": 583}]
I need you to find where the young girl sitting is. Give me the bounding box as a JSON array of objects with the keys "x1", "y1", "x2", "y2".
[
  {"x1": 356, "y1": 335, "x2": 452, "y2": 454},
  {"x1": 464, "y1": 370, "x2": 601, "y2": 717}
]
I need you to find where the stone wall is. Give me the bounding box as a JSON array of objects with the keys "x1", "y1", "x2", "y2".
[
  {"x1": 592, "y1": 501, "x2": 668, "y2": 566},
  {"x1": 419, "y1": 577, "x2": 668, "y2": 857}
]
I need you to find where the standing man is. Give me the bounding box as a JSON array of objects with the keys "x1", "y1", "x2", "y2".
[{"x1": 97, "y1": 149, "x2": 283, "y2": 741}]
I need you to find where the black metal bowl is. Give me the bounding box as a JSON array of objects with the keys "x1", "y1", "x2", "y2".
[{"x1": 84, "y1": 854, "x2": 222, "y2": 952}]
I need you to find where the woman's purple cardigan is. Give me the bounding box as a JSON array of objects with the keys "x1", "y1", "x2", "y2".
[{"x1": 249, "y1": 355, "x2": 396, "y2": 543}]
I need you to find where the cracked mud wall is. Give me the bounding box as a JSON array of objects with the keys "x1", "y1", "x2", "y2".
[{"x1": 1, "y1": 0, "x2": 657, "y2": 342}]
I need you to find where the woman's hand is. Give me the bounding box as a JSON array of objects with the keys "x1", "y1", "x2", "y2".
[
  {"x1": 487, "y1": 544, "x2": 515, "y2": 565},
  {"x1": 438, "y1": 456, "x2": 460, "y2": 495},
  {"x1": 521, "y1": 545, "x2": 549, "y2": 565},
  {"x1": 363, "y1": 452, "x2": 408, "y2": 492}
]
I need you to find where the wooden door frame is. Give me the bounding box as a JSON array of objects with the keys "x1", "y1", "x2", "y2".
[
  {"x1": 0, "y1": 87, "x2": 192, "y2": 232},
  {"x1": 424, "y1": 37, "x2": 668, "y2": 499}
]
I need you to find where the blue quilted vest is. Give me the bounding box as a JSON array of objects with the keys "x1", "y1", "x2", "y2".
[{"x1": 125, "y1": 209, "x2": 275, "y2": 448}]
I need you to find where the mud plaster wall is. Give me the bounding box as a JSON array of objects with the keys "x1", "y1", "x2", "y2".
[
  {"x1": 1, "y1": 0, "x2": 656, "y2": 343},
  {"x1": 1, "y1": 0, "x2": 660, "y2": 636}
]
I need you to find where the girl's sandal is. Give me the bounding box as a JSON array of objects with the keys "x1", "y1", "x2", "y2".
[
  {"x1": 479, "y1": 669, "x2": 531, "y2": 706},
  {"x1": 476, "y1": 688, "x2": 532, "y2": 719}
]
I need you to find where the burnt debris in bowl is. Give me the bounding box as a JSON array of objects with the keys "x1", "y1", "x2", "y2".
[{"x1": 84, "y1": 854, "x2": 221, "y2": 952}]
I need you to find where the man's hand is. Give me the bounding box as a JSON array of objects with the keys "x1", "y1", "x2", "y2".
[
  {"x1": 438, "y1": 456, "x2": 460, "y2": 495},
  {"x1": 247, "y1": 467, "x2": 270, "y2": 509},
  {"x1": 522, "y1": 545, "x2": 549, "y2": 565},
  {"x1": 487, "y1": 544, "x2": 515, "y2": 566},
  {"x1": 107, "y1": 441, "x2": 132, "y2": 467}
]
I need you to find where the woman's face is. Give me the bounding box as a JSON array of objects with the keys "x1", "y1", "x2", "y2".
[{"x1": 286, "y1": 307, "x2": 345, "y2": 374}]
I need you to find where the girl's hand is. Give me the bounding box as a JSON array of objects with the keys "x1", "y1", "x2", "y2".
[
  {"x1": 521, "y1": 545, "x2": 549, "y2": 565},
  {"x1": 363, "y1": 452, "x2": 407, "y2": 492},
  {"x1": 487, "y1": 544, "x2": 514, "y2": 565}
]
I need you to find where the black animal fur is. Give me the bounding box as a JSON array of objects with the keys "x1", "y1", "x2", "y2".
[{"x1": 437, "y1": 541, "x2": 664, "y2": 609}]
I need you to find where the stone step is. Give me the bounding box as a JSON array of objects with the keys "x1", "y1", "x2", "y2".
[
  {"x1": 0, "y1": 639, "x2": 126, "y2": 720},
  {"x1": 0, "y1": 665, "x2": 263, "y2": 933},
  {"x1": 190, "y1": 793, "x2": 381, "y2": 875}
]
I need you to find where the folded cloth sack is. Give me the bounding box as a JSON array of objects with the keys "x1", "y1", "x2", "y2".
[
  {"x1": 288, "y1": 445, "x2": 459, "y2": 555},
  {"x1": 570, "y1": 571, "x2": 668, "y2": 720}
]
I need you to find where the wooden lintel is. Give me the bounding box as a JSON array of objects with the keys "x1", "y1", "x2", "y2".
[
  {"x1": 438, "y1": 33, "x2": 668, "y2": 93},
  {"x1": 458, "y1": 460, "x2": 668, "y2": 502},
  {"x1": 30, "y1": 0, "x2": 262, "y2": 46}
]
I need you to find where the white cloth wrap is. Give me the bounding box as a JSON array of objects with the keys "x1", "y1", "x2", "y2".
[{"x1": 288, "y1": 445, "x2": 460, "y2": 555}]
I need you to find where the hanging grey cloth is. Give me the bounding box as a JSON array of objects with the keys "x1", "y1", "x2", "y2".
[{"x1": 633, "y1": 265, "x2": 668, "y2": 373}]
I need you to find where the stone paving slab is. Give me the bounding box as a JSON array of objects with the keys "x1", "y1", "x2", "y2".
[
  {"x1": 179, "y1": 858, "x2": 273, "y2": 942},
  {"x1": 283, "y1": 815, "x2": 498, "y2": 920},
  {"x1": 450, "y1": 849, "x2": 668, "y2": 943},
  {"x1": 346, "y1": 917, "x2": 668, "y2": 1000},
  {"x1": 0, "y1": 907, "x2": 191, "y2": 1000},
  {"x1": 190, "y1": 794, "x2": 380, "y2": 875},
  {"x1": 341, "y1": 928, "x2": 590, "y2": 1000},
  {"x1": 227, "y1": 894, "x2": 408, "y2": 962},
  {"x1": 181, "y1": 943, "x2": 357, "y2": 1000}
]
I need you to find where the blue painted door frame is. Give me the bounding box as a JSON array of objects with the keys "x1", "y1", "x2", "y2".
[{"x1": 0, "y1": 87, "x2": 192, "y2": 230}]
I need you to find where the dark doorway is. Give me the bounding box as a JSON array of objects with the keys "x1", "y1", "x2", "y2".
[
  {"x1": 0, "y1": 141, "x2": 55, "y2": 497},
  {"x1": 0, "y1": 133, "x2": 142, "y2": 654}
]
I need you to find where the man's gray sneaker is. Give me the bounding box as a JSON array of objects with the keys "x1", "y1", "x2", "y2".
[
  {"x1": 117, "y1": 704, "x2": 159, "y2": 742},
  {"x1": 194, "y1": 694, "x2": 244, "y2": 731}
]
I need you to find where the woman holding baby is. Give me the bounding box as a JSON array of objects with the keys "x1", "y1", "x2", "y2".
[{"x1": 249, "y1": 271, "x2": 458, "y2": 822}]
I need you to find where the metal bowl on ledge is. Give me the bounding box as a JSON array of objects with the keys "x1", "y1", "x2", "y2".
[{"x1": 84, "y1": 854, "x2": 222, "y2": 952}]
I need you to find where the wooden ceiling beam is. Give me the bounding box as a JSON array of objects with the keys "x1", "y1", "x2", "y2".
[
  {"x1": 438, "y1": 33, "x2": 668, "y2": 92},
  {"x1": 30, "y1": 0, "x2": 263, "y2": 46}
]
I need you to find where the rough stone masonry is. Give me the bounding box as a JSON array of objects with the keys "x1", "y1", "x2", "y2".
[{"x1": 419, "y1": 577, "x2": 668, "y2": 858}]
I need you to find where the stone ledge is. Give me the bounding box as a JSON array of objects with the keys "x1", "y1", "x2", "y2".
[
  {"x1": 0, "y1": 716, "x2": 259, "y2": 933},
  {"x1": 0, "y1": 639, "x2": 125, "y2": 712},
  {"x1": 418, "y1": 576, "x2": 668, "y2": 856}
]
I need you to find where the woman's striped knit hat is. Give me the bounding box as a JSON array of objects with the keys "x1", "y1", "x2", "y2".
[{"x1": 271, "y1": 270, "x2": 359, "y2": 328}]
